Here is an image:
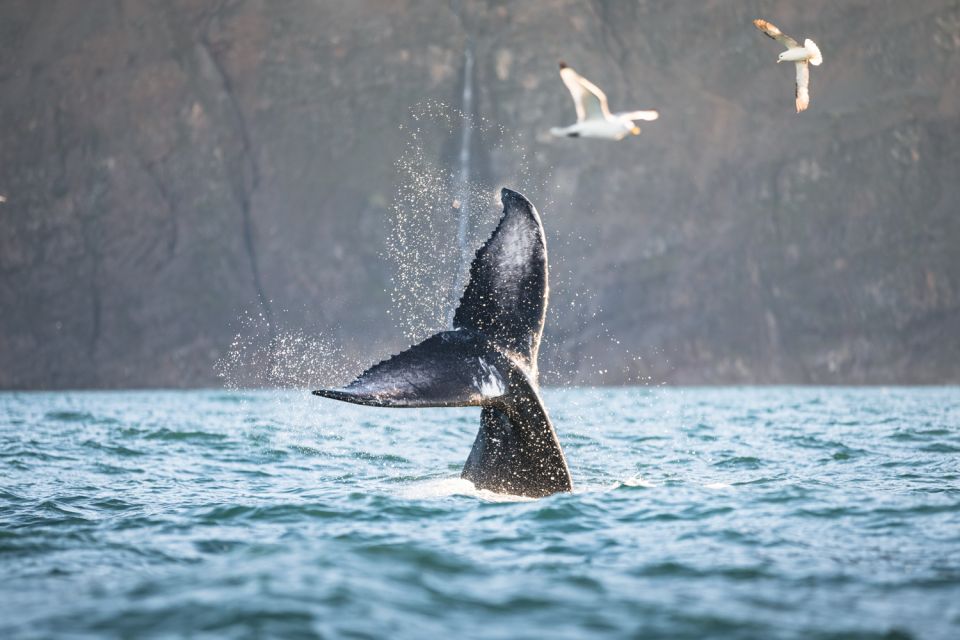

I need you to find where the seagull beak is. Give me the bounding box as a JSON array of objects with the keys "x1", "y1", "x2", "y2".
[{"x1": 631, "y1": 126, "x2": 641, "y2": 136}]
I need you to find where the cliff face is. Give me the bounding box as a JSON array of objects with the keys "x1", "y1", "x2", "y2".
[{"x1": 1, "y1": 0, "x2": 958, "y2": 388}]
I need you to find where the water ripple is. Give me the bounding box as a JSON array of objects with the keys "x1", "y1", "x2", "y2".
[{"x1": 0, "y1": 388, "x2": 958, "y2": 639}]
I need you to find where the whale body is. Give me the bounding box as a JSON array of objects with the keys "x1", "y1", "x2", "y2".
[{"x1": 313, "y1": 188, "x2": 572, "y2": 498}]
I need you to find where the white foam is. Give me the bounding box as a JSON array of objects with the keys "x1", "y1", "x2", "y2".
[
  {"x1": 397, "y1": 477, "x2": 534, "y2": 502},
  {"x1": 620, "y1": 475, "x2": 657, "y2": 488},
  {"x1": 571, "y1": 475, "x2": 658, "y2": 493},
  {"x1": 703, "y1": 482, "x2": 734, "y2": 490}
]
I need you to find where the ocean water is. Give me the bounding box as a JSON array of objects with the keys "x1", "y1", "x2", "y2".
[{"x1": 1, "y1": 387, "x2": 958, "y2": 639}]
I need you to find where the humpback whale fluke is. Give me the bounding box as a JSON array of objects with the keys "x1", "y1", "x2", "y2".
[{"x1": 314, "y1": 188, "x2": 572, "y2": 498}]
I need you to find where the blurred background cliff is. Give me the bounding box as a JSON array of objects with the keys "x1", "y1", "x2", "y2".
[{"x1": 1, "y1": 0, "x2": 959, "y2": 389}]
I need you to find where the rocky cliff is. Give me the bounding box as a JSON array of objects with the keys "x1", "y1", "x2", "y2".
[{"x1": 1, "y1": 0, "x2": 958, "y2": 388}]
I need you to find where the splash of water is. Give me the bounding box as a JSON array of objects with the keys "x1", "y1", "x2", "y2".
[
  {"x1": 212, "y1": 310, "x2": 368, "y2": 445},
  {"x1": 384, "y1": 100, "x2": 662, "y2": 394},
  {"x1": 386, "y1": 101, "x2": 505, "y2": 344},
  {"x1": 214, "y1": 310, "x2": 353, "y2": 391},
  {"x1": 397, "y1": 477, "x2": 534, "y2": 503},
  {"x1": 449, "y1": 46, "x2": 475, "y2": 325}
]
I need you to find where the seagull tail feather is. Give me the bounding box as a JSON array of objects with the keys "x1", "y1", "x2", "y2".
[{"x1": 805, "y1": 39, "x2": 823, "y2": 66}]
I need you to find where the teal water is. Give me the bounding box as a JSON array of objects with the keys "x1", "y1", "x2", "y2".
[{"x1": 1, "y1": 388, "x2": 958, "y2": 639}]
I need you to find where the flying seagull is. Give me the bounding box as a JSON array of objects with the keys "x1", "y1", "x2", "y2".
[
  {"x1": 754, "y1": 19, "x2": 823, "y2": 113},
  {"x1": 550, "y1": 62, "x2": 659, "y2": 140}
]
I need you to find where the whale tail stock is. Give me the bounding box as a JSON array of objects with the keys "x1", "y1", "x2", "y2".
[{"x1": 313, "y1": 188, "x2": 572, "y2": 498}]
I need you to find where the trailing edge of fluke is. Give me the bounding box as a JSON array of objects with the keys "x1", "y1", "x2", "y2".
[{"x1": 313, "y1": 188, "x2": 572, "y2": 498}]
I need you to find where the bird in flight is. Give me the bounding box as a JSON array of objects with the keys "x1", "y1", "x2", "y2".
[
  {"x1": 550, "y1": 62, "x2": 659, "y2": 140},
  {"x1": 754, "y1": 19, "x2": 823, "y2": 113}
]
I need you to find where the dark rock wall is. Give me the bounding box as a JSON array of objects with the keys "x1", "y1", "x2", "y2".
[{"x1": 1, "y1": 0, "x2": 958, "y2": 388}]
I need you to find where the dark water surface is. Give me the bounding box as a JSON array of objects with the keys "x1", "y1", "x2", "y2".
[{"x1": 1, "y1": 388, "x2": 958, "y2": 639}]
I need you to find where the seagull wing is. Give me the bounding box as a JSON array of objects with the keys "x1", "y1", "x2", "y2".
[
  {"x1": 560, "y1": 65, "x2": 610, "y2": 122},
  {"x1": 615, "y1": 110, "x2": 660, "y2": 122},
  {"x1": 754, "y1": 19, "x2": 798, "y2": 49},
  {"x1": 795, "y1": 61, "x2": 810, "y2": 112}
]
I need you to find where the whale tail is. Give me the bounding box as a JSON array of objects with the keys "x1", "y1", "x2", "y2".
[{"x1": 313, "y1": 188, "x2": 571, "y2": 497}]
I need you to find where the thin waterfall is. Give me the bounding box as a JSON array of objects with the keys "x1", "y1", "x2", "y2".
[{"x1": 449, "y1": 44, "x2": 474, "y2": 325}]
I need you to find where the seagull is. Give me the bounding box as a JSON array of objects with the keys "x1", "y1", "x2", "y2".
[
  {"x1": 754, "y1": 19, "x2": 823, "y2": 113},
  {"x1": 550, "y1": 62, "x2": 659, "y2": 140}
]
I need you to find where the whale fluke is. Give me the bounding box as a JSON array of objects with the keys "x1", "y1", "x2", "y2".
[
  {"x1": 311, "y1": 330, "x2": 507, "y2": 408},
  {"x1": 314, "y1": 188, "x2": 572, "y2": 498},
  {"x1": 453, "y1": 188, "x2": 547, "y2": 368}
]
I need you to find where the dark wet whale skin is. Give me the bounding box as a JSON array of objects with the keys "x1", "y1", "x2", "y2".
[{"x1": 314, "y1": 188, "x2": 572, "y2": 498}]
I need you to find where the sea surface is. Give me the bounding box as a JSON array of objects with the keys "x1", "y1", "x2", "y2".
[{"x1": 1, "y1": 387, "x2": 958, "y2": 639}]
